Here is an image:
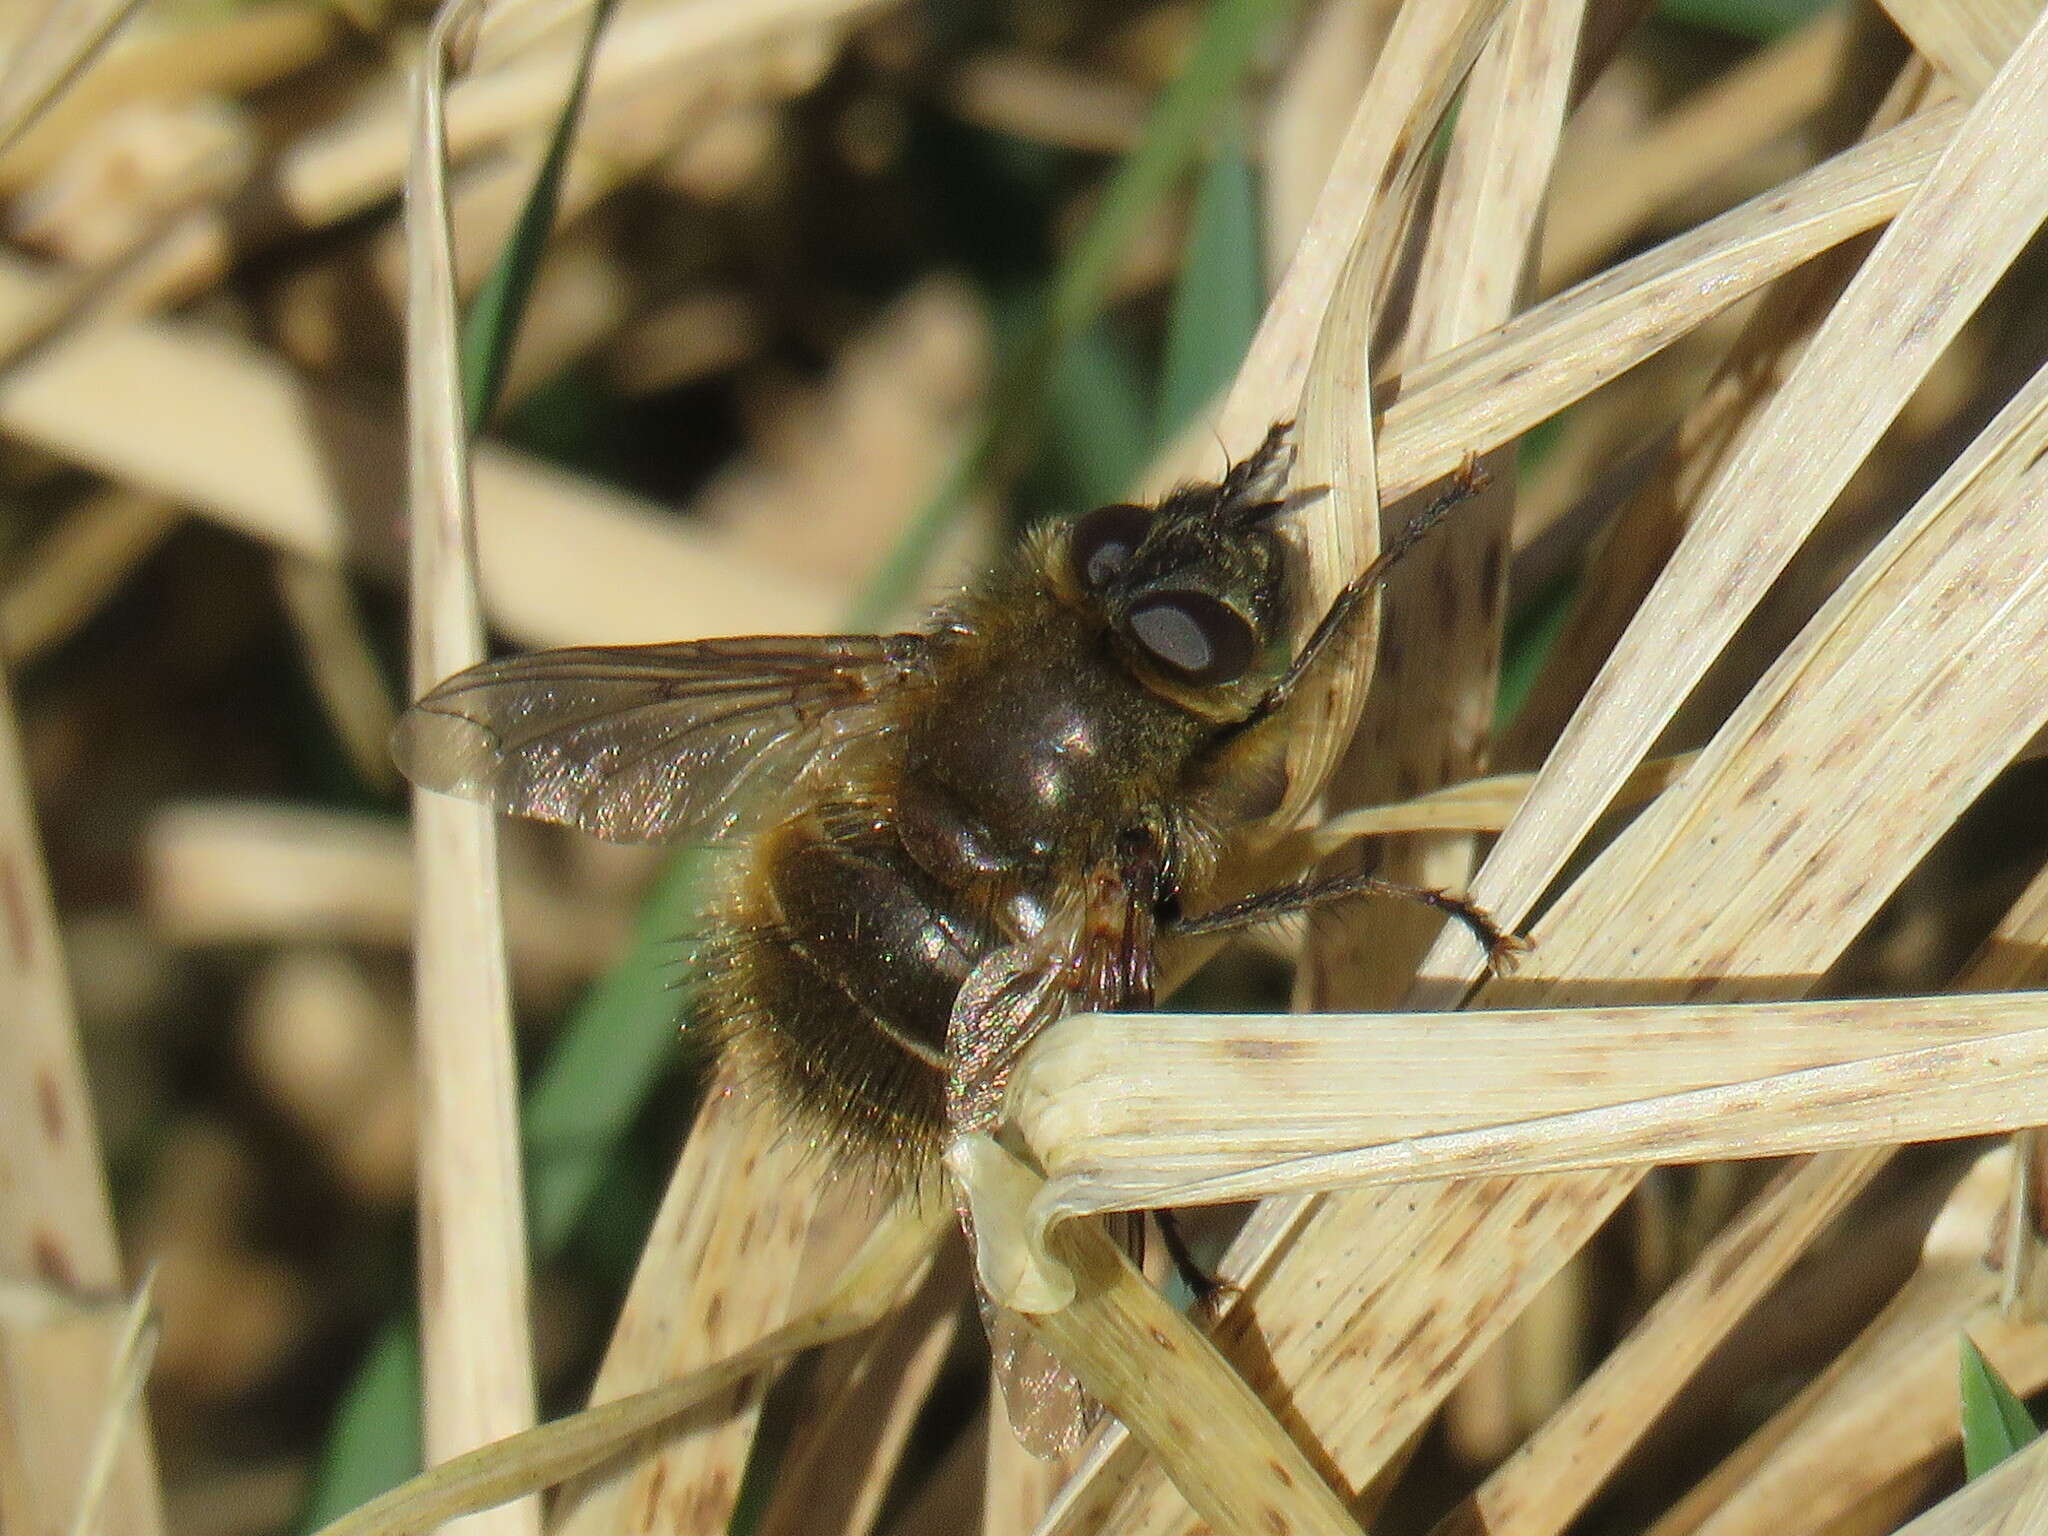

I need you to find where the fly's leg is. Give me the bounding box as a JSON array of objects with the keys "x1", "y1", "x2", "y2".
[
  {"x1": 1233, "y1": 454, "x2": 1490, "y2": 736},
  {"x1": 1155, "y1": 1208, "x2": 1235, "y2": 1316},
  {"x1": 1167, "y1": 868, "x2": 1528, "y2": 971}
]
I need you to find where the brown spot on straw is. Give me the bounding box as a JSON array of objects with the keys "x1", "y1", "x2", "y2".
[
  {"x1": 36, "y1": 1069, "x2": 63, "y2": 1144},
  {"x1": 0, "y1": 852, "x2": 33, "y2": 965},
  {"x1": 1229, "y1": 1037, "x2": 1307, "y2": 1063},
  {"x1": 639, "y1": 1461, "x2": 667, "y2": 1531},
  {"x1": 33, "y1": 1230, "x2": 75, "y2": 1287}
]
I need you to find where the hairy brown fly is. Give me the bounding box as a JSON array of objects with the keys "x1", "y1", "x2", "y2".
[{"x1": 393, "y1": 422, "x2": 1513, "y2": 1449}]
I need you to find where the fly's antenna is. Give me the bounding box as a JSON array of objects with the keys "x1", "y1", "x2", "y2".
[{"x1": 1221, "y1": 420, "x2": 1296, "y2": 505}]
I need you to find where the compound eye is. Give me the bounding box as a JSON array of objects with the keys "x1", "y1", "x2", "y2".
[
  {"x1": 1068, "y1": 503, "x2": 1153, "y2": 589},
  {"x1": 1126, "y1": 591, "x2": 1256, "y2": 686}
]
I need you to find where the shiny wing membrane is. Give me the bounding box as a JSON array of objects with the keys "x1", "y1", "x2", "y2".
[
  {"x1": 392, "y1": 634, "x2": 931, "y2": 844},
  {"x1": 946, "y1": 869, "x2": 1156, "y2": 1459}
]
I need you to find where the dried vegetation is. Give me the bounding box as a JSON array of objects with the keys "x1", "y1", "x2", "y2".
[{"x1": 8, "y1": 0, "x2": 2048, "y2": 1534}]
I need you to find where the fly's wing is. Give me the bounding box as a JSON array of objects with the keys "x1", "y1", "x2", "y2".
[
  {"x1": 392, "y1": 634, "x2": 931, "y2": 844},
  {"x1": 946, "y1": 871, "x2": 1156, "y2": 1460}
]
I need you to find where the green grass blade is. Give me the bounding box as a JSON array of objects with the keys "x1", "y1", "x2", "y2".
[
  {"x1": 460, "y1": 0, "x2": 616, "y2": 430},
  {"x1": 1050, "y1": 320, "x2": 1154, "y2": 511},
  {"x1": 1961, "y1": 1331, "x2": 2040, "y2": 1480},
  {"x1": 1157, "y1": 119, "x2": 1261, "y2": 445},
  {"x1": 300, "y1": 1320, "x2": 422, "y2": 1528},
  {"x1": 520, "y1": 849, "x2": 715, "y2": 1254},
  {"x1": 1656, "y1": 0, "x2": 1837, "y2": 41}
]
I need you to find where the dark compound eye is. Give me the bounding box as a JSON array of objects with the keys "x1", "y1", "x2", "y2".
[
  {"x1": 1068, "y1": 502, "x2": 1153, "y2": 589},
  {"x1": 1125, "y1": 591, "x2": 1256, "y2": 686}
]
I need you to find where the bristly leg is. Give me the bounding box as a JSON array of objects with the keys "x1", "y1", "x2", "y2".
[
  {"x1": 1156, "y1": 1208, "x2": 1235, "y2": 1315},
  {"x1": 1169, "y1": 866, "x2": 1528, "y2": 972},
  {"x1": 1234, "y1": 453, "x2": 1492, "y2": 735}
]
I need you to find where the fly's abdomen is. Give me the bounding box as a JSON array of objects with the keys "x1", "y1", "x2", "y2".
[{"x1": 701, "y1": 804, "x2": 996, "y2": 1181}]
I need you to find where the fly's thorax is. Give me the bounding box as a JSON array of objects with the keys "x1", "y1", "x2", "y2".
[{"x1": 898, "y1": 588, "x2": 1206, "y2": 915}]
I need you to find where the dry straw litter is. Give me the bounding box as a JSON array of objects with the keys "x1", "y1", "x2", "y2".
[{"x1": 12, "y1": 1, "x2": 2048, "y2": 1535}]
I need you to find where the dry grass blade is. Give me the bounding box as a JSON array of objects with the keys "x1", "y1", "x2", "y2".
[
  {"x1": 1979, "y1": 860, "x2": 2048, "y2": 1314},
  {"x1": 1376, "y1": 97, "x2": 1949, "y2": 512},
  {"x1": 1621, "y1": 858, "x2": 2048, "y2": 1536},
  {"x1": 1428, "y1": 811, "x2": 2048, "y2": 1536},
  {"x1": 308, "y1": 1191, "x2": 943, "y2": 1536},
  {"x1": 0, "y1": 663, "x2": 164, "y2": 1536},
  {"x1": 1258, "y1": 0, "x2": 1385, "y2": 279},
  {"x1": 1378, "y1": 95, "x2": 1956, "y2": 512},
  {"x1": 0, "y1": 253, "x2": 838, "y2": 648},
  {"x1": 0, "y1": 487, "x2": 180, "y2": 664},
  {"x1": 1634, "y1": 1149, "x2": 2042, "y2": 1536},
  {"x1": 1878, "y1": 1433, "x2": 2048, "y2": 1536},
  {"x1": 1197, "y1": 323, "x2": 2048, "y2": 1496},
  {"x1": 942, "y1": 51, "x2": 1147, "y2": 154},
  {"x1": 142, "y1": 802, "x2": 623, "y2": 994},
  {"x1": 1201, "y1": 0, "x2": 1506, "y2": 468},
  {"x1": 1280, "y1": 30, "x2": 2048, "y2": 1527},
  {"x1": 276, "y1": 555, "x2": 401, "y2": 793},
  {"x1": 1877, "y1": 0, "x2": 2033, "y2": 95},
  {"x1": 550, "y1": 1086, "x2": 895, "y2": 1536},
  {"x1": 750, "y1": 1248, "x2": 964, "y2": 1536},
  {"x1": 1539, "y1": 7, "x2": 1855, "y2": 287},
  {"x1": 67, "y1": 1269, "x2": 161, "y2": 1536},
  {"x1": 280, "y1": 0, "x2": 885, "y2": 238},
  {"x1": 1502, "y1": 334, "x2": 2048, "y2": 994},
  {"x1": 1504, "y1": 54, "x2": 1943, "y2": 762},
  {"x1": 1429, "y1": 1149, "x2": 1892, "y2": 1536},
  {"x1": 0, "y1": 1, "x2": 338, "y2": 194},
  {"x1": 1303, "y1": 0, "x2": 1579, "y2": 1011},
  {"x1": 1041, "y1": 1171, "x2": 1637, "y2": 1536},
  {"x1": 404, "y1": 3, "x2": 537, "y2": 1520},
  {"x1": 950, "y1": 1140, "x2": 1365, "y2": 1536},
  {"x1": 1300, "y1": 750, "x2": 1696, "y2": 848},
  {"x1": 0, "y1": 0, "x2": 146, "y2": 158},
  {"x1": 1417, "y1": 11, "x2": 2048, "y2": 999},
  {"x1": 1007, "y1": 992, "x2": 2048, "y2": 1214},
  {"x1": 1253, "y1": 0, "x2": 1505, "y2": 831}
]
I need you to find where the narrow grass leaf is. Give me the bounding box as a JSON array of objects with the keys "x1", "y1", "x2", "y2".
[
  {"x1": 1048, "y1": 320, "x2": 1154, "y2": 511},
  {"x1": 301, "y1": 1324, "x2": 423, "y2": 1530},
  {"x1": 459, "y1": 0, "x2": 616, "y2": 429},
  {"x1": 0, "y1": 0, "x2": 146, "y2": 158},
  {"x1": 1961, "y1": 1332, "x2": 2041, "y2": 1480},
  {"x1": 1156, "y1": 120, "x2": 1261, "y2": 444},
  {"x1": 1656, "y1": 0, "x2": 1837, "y2": 41}
]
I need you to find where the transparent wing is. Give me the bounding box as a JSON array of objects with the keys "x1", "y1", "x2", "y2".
[
  {"x1": 392, "y1": 633, "x2": 930, "y2": 844},
  {"x1": 946, "y1": 873, "x2": 1156, "y2": 1459}
]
